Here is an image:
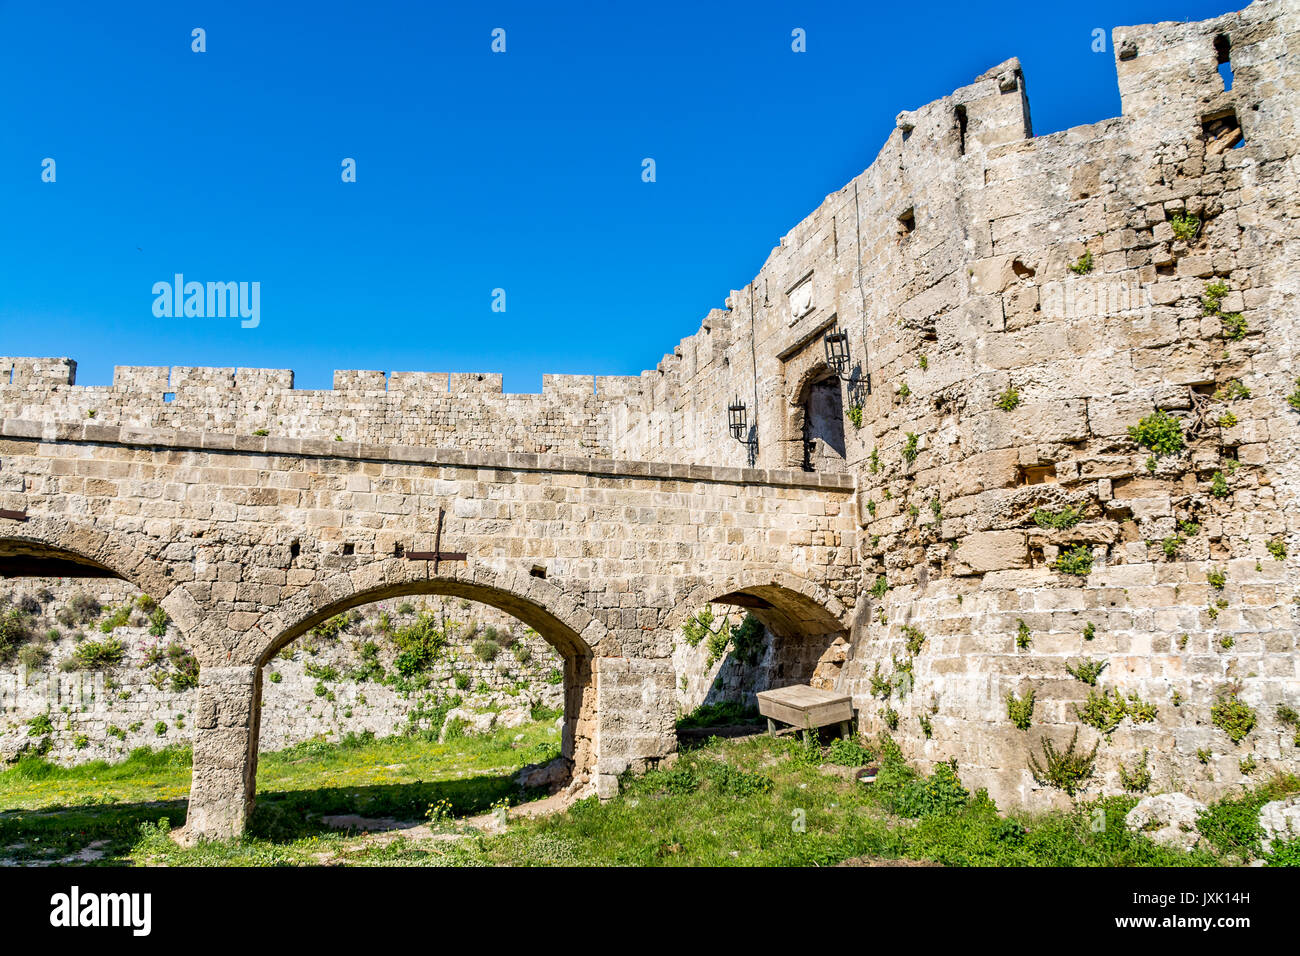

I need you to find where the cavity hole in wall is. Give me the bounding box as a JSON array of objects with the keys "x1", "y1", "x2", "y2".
[
  {"x1": 897, "y1": 207, "x2": 915, "y2": 236},
  {"x1": 530, "y1": 565, "x2": 547, "y2": 579},
  {"x1": 342, "y1": 543, "x2": 354, "y2": 556},
  {"x1": 289, "y1": 540, "x2": 300, "y2": 564},
  {"x1": 393, "y1": 542, "x2": 404, "y2": 558},
  {"x1": 1215, "y1": 34, "x2": 1233, "y2": 91},
  {"x1": 955, "y1": 104, "x2": 968, "y2": 155},
  {"x1": 1202, "y1": 107, "x2": 1244, "y2": 151},
  {"x1": 1012, "y1": 259, "x2": 1035, "y2": 279},
  {"x1": 1018, "y1": 464, "x2": 1057, "y2": 486}
]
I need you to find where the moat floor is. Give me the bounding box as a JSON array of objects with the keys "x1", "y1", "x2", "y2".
[{"x1": 0, "y1": 725, "x2": 1294, "y2": 867}]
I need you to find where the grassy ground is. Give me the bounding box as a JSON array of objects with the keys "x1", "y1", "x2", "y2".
[{"x1": 1, "y1": 724, "x2": 1296, "y2": 866}]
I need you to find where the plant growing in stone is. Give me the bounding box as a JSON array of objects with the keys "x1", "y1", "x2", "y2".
[
  {"x1": 1006, "y1": 689, "x2": 1035, "y2": 730},
  {"x1": 1082, "y1": 621, "x2": 1096, "y2": 641},
  {"x1": 869, "y1": 446, "x2": 881, "y2": 473},
  {"x1": 1207, "y1": 567, "x2": 1226, "y2": 590},
  {"x1": 902, "y1": 432, "x2": 919, "y2": 464},
  {"x1": 1028, "y1": 729, "x2": 1098, "y2": 797},
  {"x1": 1065, "y1": 657, "x2": 1108, "y2": 685},
  {"x1": 1031, "y1": 505, "x2": 1082, "y2": 529},
  {"x1": 1068, "y1": 250, "x2": 1093, "y2": 275},
  {"x1": 847, "y1": 404, "x2": 864, "y2": 429},
  {"x1": 996, "y1": 387, "x2": 1020, "y2": 411},
  {"x1": 1267, "y1": 539, "x2": 1287, "y2": 561},
  {"x1": 1128, "y1": 409, "x2": 1184, "y2": 457},
  {"x1": 70, "y1": 636, "x2": 125, "y2": 670},
  {"x1": 1117, "y1": 748, "x2": 1152, "y2": 793},
  {"x1": 1211, "y1": 691, "x2": 1256, "y2": 744},
  {"x1": 902, "y1": 624, "x2": 926, "y2": 657},
  {"x1": 1075, "y1": 687, "x2": 1156, "y2": 735},
  {"x1": 1054, "y1": 544, "x2": 1094, "y2": 576},
  {"x1": 1170, "y1": 211, "x2": 1201, "y2": 243},
  {"x1": 898, "y1": 381, "x2": 911, "y2": 399},
  {"x1": 1210, "y1": 470, "x2": 1231, "y2": 498},
  {"x1": 918, "y1": 354, "x2": 929, "y2": 370},
  {"x1": 1288, "y1": 378, "x2": 1300, "y2": 411},
  {"x1": 869, "y1": 574, "x2": 889, "y2": 599},
  {"x1": 1015, "y1": 619, "x2": 1032, "y2": 649}
]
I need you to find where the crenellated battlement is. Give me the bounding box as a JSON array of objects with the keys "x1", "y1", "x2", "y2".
[{"x1": 0, "y1": 357, "x2": 648, "y2": 456}]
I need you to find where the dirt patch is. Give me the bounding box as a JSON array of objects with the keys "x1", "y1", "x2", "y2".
[{"x1": 835, "y1": 855, "x2": 941, "y2": 867}]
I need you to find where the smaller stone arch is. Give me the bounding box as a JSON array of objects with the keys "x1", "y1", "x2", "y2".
[{"x1": 666, "y1": 571, "x2": 852, "y2": 715}]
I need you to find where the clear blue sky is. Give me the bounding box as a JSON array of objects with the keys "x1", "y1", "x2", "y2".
[{"x1": 0, "y1": 0, "x2": 1241, "y2": 391}]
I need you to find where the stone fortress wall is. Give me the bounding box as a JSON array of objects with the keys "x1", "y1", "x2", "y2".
[
  {"x1": 2, "y1": 0, "x2": 1298, "y2": 809},
  {"x1": 609, "y1": 0, "x2": 1300, "y2": 806}
]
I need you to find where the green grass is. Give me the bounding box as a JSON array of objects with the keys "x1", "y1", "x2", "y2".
[{"x1": 2, "y1": 726, "x2": 1296, "y2": 867}]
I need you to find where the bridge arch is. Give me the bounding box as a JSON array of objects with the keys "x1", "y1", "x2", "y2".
[
  {"x1": 184, "y1": 562, "x2": 604, "y2": 841},
  {"x1": 666, "y1": 572, "x2": 852, "y2": 717}
]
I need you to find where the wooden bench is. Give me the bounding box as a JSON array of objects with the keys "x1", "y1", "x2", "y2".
[{"x1": 756, "y1": 684, "x2": 854, "y2": 741}]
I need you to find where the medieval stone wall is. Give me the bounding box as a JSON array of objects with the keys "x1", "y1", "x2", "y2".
[{"x1": 607, "y1": 0, "x2": 1300, "y2": 807}]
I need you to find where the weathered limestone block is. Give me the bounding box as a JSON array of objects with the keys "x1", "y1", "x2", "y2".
[
  {"x1": 953, "y1": 531, "x2": 1029, "y2": 575},
  {"x1": 1124, "y1": 793, "x2": 1207, "y2": 852},
  {"x1": 1259, "y1": 796, "x2": 1300, "y2": 855}
]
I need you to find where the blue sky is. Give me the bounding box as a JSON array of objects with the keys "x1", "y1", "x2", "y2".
[{"x1": 1, "y1": 0, "x2": 1240, "y2": 391}]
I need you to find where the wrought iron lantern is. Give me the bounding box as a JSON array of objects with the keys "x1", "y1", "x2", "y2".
[
  {"x1": 727, "y1": 398, "x2": 748, "y2": 442},
  {"x1": 823, "y1": 325, "x2": 852, "y2": 379}
]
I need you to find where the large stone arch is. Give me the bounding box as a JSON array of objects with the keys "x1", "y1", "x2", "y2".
[
  {"x1": 0, "y1": 515, "x2": 177, "y2": 601},
  {"x1": 184, "y1": 561, "x2": 605, "y2": 842}
]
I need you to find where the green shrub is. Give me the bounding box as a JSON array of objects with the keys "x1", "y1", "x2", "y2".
[
  {"x1": 847, "y1": 405, "x2": 863, "y2": 429},
  {"x1": 1220, "y1": 312, "x2": 1247, "y2": 341},
  {"x1": 1207, "y1": 568, "x2": 1226, "y2": 590},
  {"x1": 1065, "y1": 658, "x2": 1108, "y2": 685},
  {"x1": 1170, "y1": 212, "x2": 1200, "y2": 243},
  {"x1": 1267, "y1": 539, "x2": 1287, "y2": 561},
  {"x1": 98, "y1": 604, "x2": 131, "y2": 634},
  {"x1": 71, "y1": 636, "x2": 125, "y2": 670},
  {"x1": 1128, "y1": 409, "x2": 1184, "y2": 457},
  {"x1": 1211, "y1": 692, "x2": 1256, "y2": 744},
  {"x1": 1117, "y1": 749, "x2": 1152, "y2": 793},
  {"x1": 1029, "y1": 729, "x2": 1098, "y2": 796},
  {"x1": 1016, "y1": 619, "x2": 1032, "y2": 649},
  {"x1": 902, "y1": 432, "x2": 919, "y2": 464},
  {"x1": 1032, "y1": 505, "x2": 1083, "y2": 530},
  {"x1": 1083, "y1": 621, "x2": 1096, "y2": 641},
  {"x1": 471, "y1": 638, "x2": 501, "y2": 663},
  {"x1": 147, "y1": 606, "x2": 170, "y2": 637},
  {"x1": 26, "y1": 713, "x2": 54, "y2": 736},
  {"x1": 825, "y1": 736, "x2": 874, "y2": 767},
  {"x1": 997, "y1": 387, "x2": 1020, "y2": 411},
  {"x1": 1210, "y1": 471, "x2": 1231, "y2": 498},
  {"x1": 1006, "y1": 690, "x2": 1035, "y2": 730},
  {"x1": 1069, "y1": 250, "x2": 1093, "y2": 275},
  {"x1": 1075, "y1": 688, "x2": 1157, "y2": 735},
  {"x1": 391, "y1": 611, "x2": 450, "y2": 674},
  {"x1": 1055, "y1": 545, "x2": 1094, "y2": 577}
]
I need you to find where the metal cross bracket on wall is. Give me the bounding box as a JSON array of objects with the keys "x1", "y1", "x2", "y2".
[{"x1": 405, "y1": 505, "x2": 467, "y2": 573}]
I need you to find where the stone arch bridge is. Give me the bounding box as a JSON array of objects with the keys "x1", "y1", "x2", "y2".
[{"x1": 0, "y1": 417, "x2": 857, "y2": 839}]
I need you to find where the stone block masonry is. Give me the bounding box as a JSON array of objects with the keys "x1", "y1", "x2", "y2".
[{"x1": 2, "y1": 0, "x2": 1298, "y2": 837}]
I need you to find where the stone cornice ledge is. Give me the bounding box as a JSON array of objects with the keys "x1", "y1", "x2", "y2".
[{"x1": 0, "y1": 418, "x2": 856, "y2": 493}]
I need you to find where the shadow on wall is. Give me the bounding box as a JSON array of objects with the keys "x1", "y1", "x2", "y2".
[{"x1": 676, "y1": 608, "x2": 846, "y2": 715}]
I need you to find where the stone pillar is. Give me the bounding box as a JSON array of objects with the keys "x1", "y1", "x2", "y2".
[
  {"x1": 593, "y1": 656, "x2": 677, "y2": 800},
  {"x1": 184, "y1": 665, "x2": 262, "y2": 842}
]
